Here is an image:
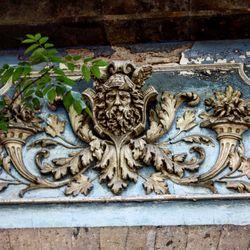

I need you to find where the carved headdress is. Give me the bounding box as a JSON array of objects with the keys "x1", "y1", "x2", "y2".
[{"x1": 94, "y1": 61, "x2": 153, "y2": 90}]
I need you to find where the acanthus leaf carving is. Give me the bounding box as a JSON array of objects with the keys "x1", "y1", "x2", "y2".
[
  {"x1": 2, "y1": 154, "x2": 12, "y2": 173},
  {"x1": 238, "y1": 159, "x2": 250, "y2": 179},
  {"x1": 65, "y1": 175, "x2": 92, "y2": 196},
  {"x1": 226, "y1": 181, "x2": 250, "y2": 193},
  {"x1": 176, "y1": 110, "x2": 197, "y2": 132},
  {"x1": 175, "y1": 135, "x2": 215, "y2": 147},
  {"x1": 45, "y1": 114, "x2": 65, "y2": 137},
  {"x1": 1, "y1": 62, "x2": 250, "y2": 198},
  {"x1": 143, "y1": 172, "x2": 169, "y2": 195}
]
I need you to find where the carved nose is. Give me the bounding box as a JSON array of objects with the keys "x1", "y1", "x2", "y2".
[{"x1": 114, "y1": 95, "x2": 121, "y2": 105}]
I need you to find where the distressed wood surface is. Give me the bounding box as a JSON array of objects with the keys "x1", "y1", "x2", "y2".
[
  {"x1": 0, "y1": 226, "x2": 249, "y2": 250},
  {"x1": 0, "y1": 0, "x2": 250, "y2": 48}
]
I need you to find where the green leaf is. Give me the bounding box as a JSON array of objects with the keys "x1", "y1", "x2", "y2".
[
  {"x1": 23, "y1": 89, "x2": 35, "y2": 98},
  {"x1": 47, "y1": 54, "x2": 61, "y2": 63},
  {"x1": 35, "y1": 78, "x2": 46, "y2": 88},
  {"x1": 65, "y1": 55, "x2": 73, "y2": 61},
  {"x1": 39, "y1": 68, "x2": 50, "y2": 75},
  {"x1": 0, "y1": 119, "x2": 8, "y2": 132},
  {"x1": 12, "y1": 67, "x2": 23, "y2": 82},
  {"x1": 63, "y1": 91, "x2": 74, "y2": 109},
  {"x1": 25, "y1": 43, "x2": 39, "y2": 54},
  {"x1": 56, "y1": 85, "x2": 65, "y2": 96},
  {"x1": 47, "y1": 49, "x2": 58, "y2": 55},
  {"x1": 30, "y1": 48, "x2": 47, "y2": 63},
  {"x1": 90, "y1": 65, "x2": 101, "y2": 78},
  {"x1": 22, "y1": 66, "x2": 32, "y2": 76},
  {"x1": 84, "y1": 106, "x2": 92, "y2": 118},
  {"x1": 84, "y1": 57, "x2": 93, "y2": 63},
  {"x1": 81, "y1": 65, "x2": 90, "y2": 82},
  {"x1": 31, "y1": 47, "x2": 46, "y2": 55},
  {"x1": 42, "y1": 85, "x2": 53, "y2": 95},
  {"x1": 34, "y1": 33, "x2": 41, "y2": 41},
  {"x1": 22, "y1": 39, "x2": 35, "y2": 44},
  {"x1": 92, "y1": 59, "x2": 108, "y2": 67},
  {"x1": 44, "y1": 43, "x2": 54, "y2": 48},
  {"x1": 73, "y1": 99, "x2": 86, "y2": 114},
  {"x1": 1, "y1": 68, "x2": 14, "y2": 84},
  {"x1": 39, "y1": 37, "x2": 49, "y2": 44},
  {"x1": 32, "y1": 97, "x2": 41, "y2": 109},
  {"x1": 66, "y1": 63, "x2": 75, "y2": 71},
  {"x1": 21, "y1": 78, "x2": 32, "y2": 86},
  {"x1": 53, "y1": 68, "x2": 65, "y2": 76},
  {"x1": 56, "y1": 76, "x2": 76, "y2": 86},
  {"x1": 26, "y1": 34, "x2": 35, "y2": 39},
  {"x1": 18, "y1": 62, "x2": 30, "y2": 66},
  {"x1": 71, "y1": 91, "x2": 81, "y2": 100},
  {"x1": 41, "y1": 74, "x2": 51, "y2": 84},
  {"x1": 0, "y1": 69, "x2": 5, "y2": 76},
  {"x1": 0, "y1": 100, "x2": 5, "y2": 110},
  {"x1": 47, "y1": 88, "x2": 56, "y2": 103},
  {"x1": 3, "y1": 64, "x2": 9, "y2": 70},
  {"x1": 21, "y1": 79, "x2": 33, "y2": 91},
  {"x1": 73, "y1": 55, "x2": 81, "y2": 61},
  {"x1": 62, "y1": 85, "x2": 72, "y2": 92},
  {"x1": 35, "y1": 90, "x2": 43, "y2": 98}
]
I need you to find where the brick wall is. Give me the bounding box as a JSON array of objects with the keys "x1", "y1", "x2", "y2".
[{"x1": 0, "y1": 226, "x2": 249, "y2": 249}]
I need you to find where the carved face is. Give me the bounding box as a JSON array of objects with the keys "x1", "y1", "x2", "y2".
[
  {"x1": 106, "y1": 89, "x2": 131, "y2": 110},
  {"x1": 95, "y1": 86, "x2": 144, "y2": 136}
]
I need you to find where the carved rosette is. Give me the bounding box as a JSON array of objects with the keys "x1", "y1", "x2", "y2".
[{"x1": 1, "y1": 63, "x2": 250, "y2": 197}]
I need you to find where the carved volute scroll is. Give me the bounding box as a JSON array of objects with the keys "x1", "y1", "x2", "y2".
[{"x1": 1, "y1": 61, "x2": 250, "y2": 198}]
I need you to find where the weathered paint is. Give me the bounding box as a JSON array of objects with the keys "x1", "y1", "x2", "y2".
[{"x1": 0, "y1": 40, "x2": 250, "y2": 228}]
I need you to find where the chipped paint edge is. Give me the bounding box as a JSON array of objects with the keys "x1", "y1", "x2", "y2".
[{"x1": 1, "y1": 63, "x2": 250, "y2": 96}]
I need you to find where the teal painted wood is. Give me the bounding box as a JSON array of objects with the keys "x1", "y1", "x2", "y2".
[{"x1": 1, "y1": 40, "x2": 250, "y2": 227}]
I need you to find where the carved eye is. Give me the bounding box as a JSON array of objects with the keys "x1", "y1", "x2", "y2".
[
  {"x1": 119, "y1": 92, "x2": 130, "y2": 101},
  {"x1": 106, "y1": 94, "x2": 115, "y2": 102},
  {"x1": 120, "y1": 95, "x2": 127, "y2": 101}
]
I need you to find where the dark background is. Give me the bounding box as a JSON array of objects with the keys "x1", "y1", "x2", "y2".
[{"x1": 1, "y1": 0, "x2": 250, "y2": 49}]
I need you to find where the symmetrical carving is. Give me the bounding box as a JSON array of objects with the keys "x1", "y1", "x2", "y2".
[{"x1": 1, "y1": 61, "x2": 250, "y2": 198}]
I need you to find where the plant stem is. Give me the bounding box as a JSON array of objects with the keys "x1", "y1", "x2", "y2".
[{"x1": 8, "y1": 65, "x2": 54, "y2": 108}]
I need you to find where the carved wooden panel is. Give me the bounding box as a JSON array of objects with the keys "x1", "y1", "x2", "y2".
[{"x1": 1, "y1": 61, "x2": 250, "y2": 204}]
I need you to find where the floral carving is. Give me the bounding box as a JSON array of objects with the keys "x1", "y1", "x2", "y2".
[
  {"x1": 200, "y1": 85, "x2": 250, "y2": 125},
  {"x1": 1, "y1": 62, "x2": 250, "y2": 198},
  {"x1": 2, "y1": 94, "x2": 42, "y2": 130}
]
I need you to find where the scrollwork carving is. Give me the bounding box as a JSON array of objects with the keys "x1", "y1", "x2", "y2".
[{"x1": 1, "y1": 62, "x2": 250, "y2": 198}]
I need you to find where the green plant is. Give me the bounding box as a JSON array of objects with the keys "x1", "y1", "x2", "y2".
[{"x1": 0, "y1": 33, "x2": 108, "y2": 131}]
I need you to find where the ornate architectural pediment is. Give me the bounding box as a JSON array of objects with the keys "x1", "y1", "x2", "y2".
[{"x1": 1, "y1": 61, "x2": 250, "y2": 202}]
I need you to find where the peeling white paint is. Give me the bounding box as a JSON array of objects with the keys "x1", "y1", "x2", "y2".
[
  {"x1": 206, "y1": 56, "x2": 212, "y2": 61},
  {"x1": 179, "y1": 52, "x2": 190, "y2": 65},
  {"x1": 215, "y1": 59, "x2": 227, "y2": 64},
  {"x1": 205, "y1": 70, "x2": 211, "y2": 75},
  {"x1": 179, "y1": 71, "x2": 195, "y2": 76},
  {"x1": 192, "y1": 58, "x2": 205, "y2": 64},
  {"x1": 59, "y1": 63, "x2": 68, "y2": 70}
]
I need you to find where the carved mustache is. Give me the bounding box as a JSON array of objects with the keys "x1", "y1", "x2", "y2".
[{"x1": 106, "y1": 105, "x2": 132, "y2": 119}]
